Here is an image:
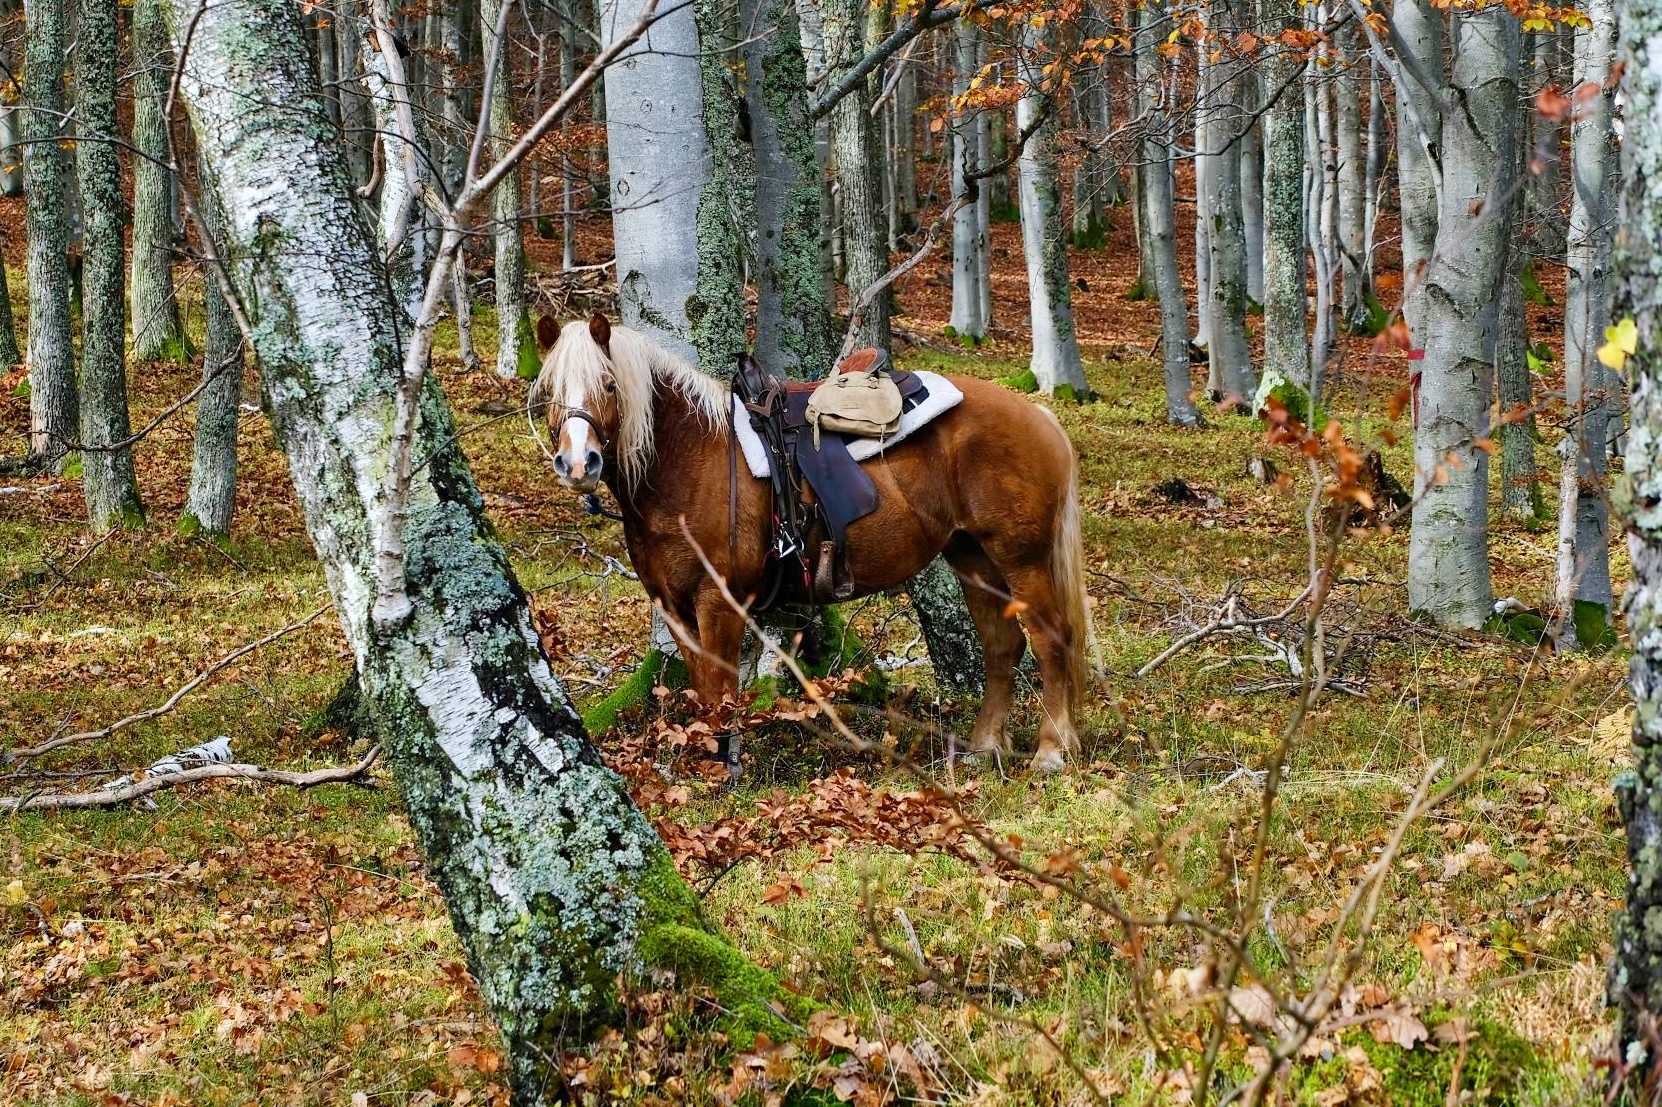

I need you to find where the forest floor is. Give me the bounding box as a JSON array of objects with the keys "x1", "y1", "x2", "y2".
[{"x1": 0, "y1": 199, "x2": 1630, "y2": 1107}]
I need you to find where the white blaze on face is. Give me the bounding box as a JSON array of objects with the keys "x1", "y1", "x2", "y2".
[{"x1": 555, "y1": 378, "x2": 598, "y2": 487}]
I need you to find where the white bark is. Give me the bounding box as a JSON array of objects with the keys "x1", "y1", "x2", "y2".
[
  {"x1": 1406, "y1": 5, "x2": 1518, "y2": 627},
  {"x1": 1389, "y1": 0, "x2": 1444, "y2": 339},
  {"x1": 1334, "y1": 21, "x2": 1368, "y2": 323},
  {"x1": 164, "y1": 5, "x2": 782, "y2": 1097},
  {"x1": 1016, "y1": 14, "x2": 1088, "y2": 395},
  {"x1": 949, "y1": 19, "x2": 987, "y2": 342},
  {"x1": 603, "y1": 0, "x2": 710, "y2": 364},
  {"x1": 1260, "y1": 0, "x2": 1309, "y2": 391}
]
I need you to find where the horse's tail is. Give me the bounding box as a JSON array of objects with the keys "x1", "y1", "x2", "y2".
[{"x1": 1050, "y1": 434, "x2": 1097, "y2": 717}]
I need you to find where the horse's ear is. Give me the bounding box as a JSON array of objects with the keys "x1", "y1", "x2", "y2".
[
  {"x1": 535, "y1": 315, "x2": 559, "y2": 353},
  {"x1": 589, "y1": 313, "x2": 612, "y2": 353}
]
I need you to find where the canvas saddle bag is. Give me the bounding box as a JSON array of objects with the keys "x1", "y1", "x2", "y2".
[{"x1": 805, "y1": 349, "x2": 902, "y2": 448}]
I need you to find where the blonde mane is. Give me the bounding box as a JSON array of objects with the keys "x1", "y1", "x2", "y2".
[{"x1": 530, "y1": 320, "x2": 730, "y2": 490}]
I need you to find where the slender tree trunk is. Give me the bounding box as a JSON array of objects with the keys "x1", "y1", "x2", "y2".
[
  {"x1": 975, "y1": 79, "x2": 993, "y2": 328},
  {"x1": 1496, "y1": 234, "x2": 1538, "y2": 519},
  {"x1": 1070, "y1": 19, "x2": 1106, "y2": 250},
  {"x1": 1308, "y1": 45, "x2": 1338, "y2": 399},
  {"x1": 1240, "y1": 71, "x2": 1265, "y2": 306},
  {"x1": 823, "y1": 0, "x2": 890, "y2": 352},
  {"x1": 1390, "y1": 0, "x2": 1443, "y2": 339},
  {"x1": 75, "y1": 0, "x2": 143, "y2": 531},
  {"x1": 893, "y1": 55, "x2": 918, "y2": 228},
  {"x1": 165, "y1": 6, "x2": 788, "y2": 1100},
  {"x1": 746, "y1": 0, "x2": 836, "y2": 375},
  {"x1": 335, "y1": 0, "x2": 374, "y2": 190},
  {"x1": 361, "y1": 27, "x2": 431, "y2": 320},
  {"x1": 1529, "y1": 30, "x2": 1566, "y2": 258},
  {"x1": 130, "y1": 0, "x2": 189, "y2": 365},
  {"x1": 559, "y1": 0, "x2": 579, "y2": 269},
  {"x1": 1193, "y1": 41, "x2": 1213, "y2": 353},
  {"x1": 1016, "y1": 12, "x2": 1088, "y2": 396},
  {"x1": 949, "y1": 20, "x2": 986, "y2": 343},
  {"x1": 1363, "y1": 56, "x2": 1385, "y2": 291},
  {"x1": 1138, "y1": 0, "x2": 1202, "y2": 426},
  {"x1": 1407, "y1": 7, "x2": 1518, "y2": 627},
  {"x1": 184, "y1": 148, "x2": 242, "y2": 538},
  {"x1": 0, "y1": 253, "x2": 17, "y2": 369},
  {"x1": 1611, "y1": 0, "x2": 1662, "y2": 1060},
  {"x1": 1260, "y1": 0, "x2": 1308, "y2": 392},
  {"x1": 1334, "y1": 21, "x2": 1368, "y2": 323},
  {"x1": 23, "y1": 0, "x2": 77, "y2": 470},
  {"x1": 1203, "y1": 0, "x2": 1256, "y2": 405},
  {"x1": 1555, "y1": 0, "x2": 1615, "y2": 647},
  {"x1": 481, "y1": 0, "x2": 536, "y2": 379}
]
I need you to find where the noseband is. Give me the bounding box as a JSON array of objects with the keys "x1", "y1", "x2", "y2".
[{"x1": 555, "y1": 406, "x2": 614, "y2": 452}]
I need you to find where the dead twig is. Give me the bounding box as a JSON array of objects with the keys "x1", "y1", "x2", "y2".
[{"x1": 0, "y1": 745, "x2": 381, "y2": 812}]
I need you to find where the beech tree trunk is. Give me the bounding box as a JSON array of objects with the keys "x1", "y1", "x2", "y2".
[
  {"x1": 1406, "y1": 7, "x2": 1518, "y2": 627},
  {"x1": 1016, "y1": 12, "x2": 1089, "y2": 396},
  {"x1": 0, "y1": 248, "x2": 18, "y2": 370},
  {"x1": 130, "y1": 0, "x2": 189, "y2": 365},
  {"x1": 1202, "y1": 0, "x2": 1256, "y2": 405},
  {"x1": 1137, "y1": 0, "x2": 1202, "y2": 426},
  {"x1": 1260, "y1": 0, "x2": 1309, "y2": 392},
  {"x1": 75, "y1": 0, "x2": 143, "y2": 531},
  {"x1": 1496, "y1": 235, "x2": 1538, "y2": 519},
  {"x1": 1241, "y1": 77, "x2": 1265, "y2": 307},
  {"x1": 1611, "y1": 0, "x2": 1662, "y2": 1058},
  {"x1": 1556, "y1": 0, "x2": 1615, "y2": 646},
  {"x1": 22, "y1": 0, "x2": 77, "y2": 470},
  {"x1": 1334, "y1": 22, "x2": 1368, "y2": 323},
  {"x1": 949, "y1": 19, "x2": 988, "y2": 343},
  {"x1": 602, "y1": 0, "x2": 710, "y2": 363},
  {"x1": 184, "y1": 149, "x2": 242, "y2": 538},
  {"x1": 482, "y1": 0, "x2": 537, "y2": 380},
  {"x1": 1528, "y1": 31, "x2": 1566, "y2": 258},
  {"x1": 1390, "y1": 0, "x2": 1443, "y2": 338},
  {"x1": 164, "y1": 6, "x2": 786, "y2": 1100}
]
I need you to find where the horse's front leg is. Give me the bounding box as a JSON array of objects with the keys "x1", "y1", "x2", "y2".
[{"x1": 694, "y1": 590, "x2": 747, "y2": 779}]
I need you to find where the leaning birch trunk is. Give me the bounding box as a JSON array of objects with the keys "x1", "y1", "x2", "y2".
[
  {"x1": 183, "y1": 144, "x2": 242, "y2": 538},
  {"x1": 1612, "y1": 0, "x2": 1662, "y2": 1060},
  {"x1": 1137, "y1": 0, "x2": 1202, "y2": 426},
  {"x1": 482, "y1": 0, "x2": 537, "y2": 379},
  {"x1": 747, "y1": 0, "x2": 837, "y2": 375},
  {"x1": 164, "y1": 5, "x2": 790, "y2": 1099},
  {"x1": 130, "y1": 0, "x2": 189, "y2": 365},
  {"x1": 75, "y1": 0, "x2": 144, "y2": 531},
  {"x1": 1406, "y1": 6, "x2": 1518, "y2": 627},
  {"x1": 949, "y1": 19, "x2": 987, "y2": 343},
  {"x1": 1389, "y1": 0, "x2": 1443, "y2": 339},
  {"x1": 22, "y1": 0, "x2": 77, "y2": 470},
  {"x1": 1202, "y1": 0, "x2": 1257, "y2": 406},
  {"x1": 1259, "y1": 0, "x2": 1309, "y2": 393},
  {"x1": 360, "y1": 28, "x2": 430, "y2": 320},
  {"x1": 1555, "y1": 0, "x2": 1616, "y2": 647},
  {"x1": 1334, "y1": 21, "x2": 1368, "y2": 324},
  {"x1": 1016, "y1": 12, "x2": 1089, "y2": 396},
  {"x1": 604, "y1": 0, "x2": 711, "y2": 363},
  {"x1": 823, "y1": 0, "x2": 891, "y2": 352}
]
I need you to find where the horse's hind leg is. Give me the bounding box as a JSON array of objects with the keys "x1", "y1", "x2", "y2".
[
  {"x1": 996, "y1": 563, "x2": 1080, "y2": 773},
  {"x1": 943, "y1": 541, "x2": 1025, "y2": 758}
]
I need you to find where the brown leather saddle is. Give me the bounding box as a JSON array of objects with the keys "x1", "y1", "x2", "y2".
[{"x1": 732, "y1": 349, "x2": 928, "y2": 609}]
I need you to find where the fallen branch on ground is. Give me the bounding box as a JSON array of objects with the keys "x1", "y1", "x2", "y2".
[
  {"x1": 0, "y1": 745, "x2": 381, "y2": 811},
  {"x1": 6, "y1": 604, "x2": 333, "y2": 763}
]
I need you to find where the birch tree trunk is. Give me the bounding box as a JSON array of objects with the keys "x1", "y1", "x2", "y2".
[
  {"x1": 22, "y1": 0, "x2": 77, "y2": 470},
  {"x1": 1610, "y1": 0, "x2": 1662, "y2": 1056},
  {"x1": 164, "y1": 6, "x2": 788, "y2": 1099},
  {"x1": 361, "y1": 30, "x2": 431, "y2": 321},
  {"x1": 335, "y1": 0, "x2": 374, "y2": 191},
  {"x1": 1260, "y1": 0, "x2": 1309, "y2": 392},
  {"x1": 184, "y1": 148, "x2": 242, "y2": 538},
  {"x1": 602, "y1": 0, "x2": 709, "y2": 363},
  {"x1": 745, "y1": 0, "x2": 836, "y2": 375},
  {"x1": 1406, "y1": 7, "x2": 1517, "y2": 627},
  {"x1": 1555, "y1": 0, "x2": 1615, "y2": 647},
  {"x1": 949, "y1": 19, "x2": 987, "y2": 343},
  {"x1": 75, "y1": 0, "x2": 143, "y2": 531},
  {"x1": 1138, "y1": 0, "x2": 1202, "y2": 426},
  {"x1": 1016, "y1": 12, "x2": 1089, "y2": 396},
  {"x1": 130, "y1": 0, "x2": 189, "y2": 365},
  {"x1": 1389, "y1": 0, "x2": 1443, "y2": 339},
  {"x1": 1202, "y1": 0, "x2": 1257, "y2": 406},
  {"x1": 823, "y1": 0, "x2": 891, "y2": 352},
  {"x1": 481, "y1": 0, "x2": 537, "y2": 380}
]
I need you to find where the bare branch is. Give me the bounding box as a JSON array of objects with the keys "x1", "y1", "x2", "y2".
[{"x1": 0, "y1": 747, "x2": 381, "y2": 812}]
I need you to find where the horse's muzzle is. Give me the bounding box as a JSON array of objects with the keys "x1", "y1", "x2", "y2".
[{"x1": 554, "y1": 447, "x2": 603, "y2": 491}]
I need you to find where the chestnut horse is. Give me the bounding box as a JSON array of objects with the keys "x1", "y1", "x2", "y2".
[{"x1": 533, "y1": 314, "x2": 1093, "y2": 771}]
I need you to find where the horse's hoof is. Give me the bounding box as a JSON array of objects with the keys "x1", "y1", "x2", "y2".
[{"x1": 1029, "y1": 749, "x2": 1067, "y2": 774}]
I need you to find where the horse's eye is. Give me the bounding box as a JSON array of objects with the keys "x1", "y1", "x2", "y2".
[{"x1": 603, "y1": 379, "x2": 617, "y2": 393}]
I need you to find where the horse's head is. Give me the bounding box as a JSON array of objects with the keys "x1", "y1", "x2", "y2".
[{"x1": 534, "y1": 313, "x2": 622, "y2": 493}]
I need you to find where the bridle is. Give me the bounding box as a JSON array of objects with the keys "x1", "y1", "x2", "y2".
[{"x1": 553, "y1": 405, "x2": 614, "y2": 453}]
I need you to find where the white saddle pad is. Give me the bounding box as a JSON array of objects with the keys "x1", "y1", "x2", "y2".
[{"x1": 732, "y1": 370, "x2": 964, "y2": 480}]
